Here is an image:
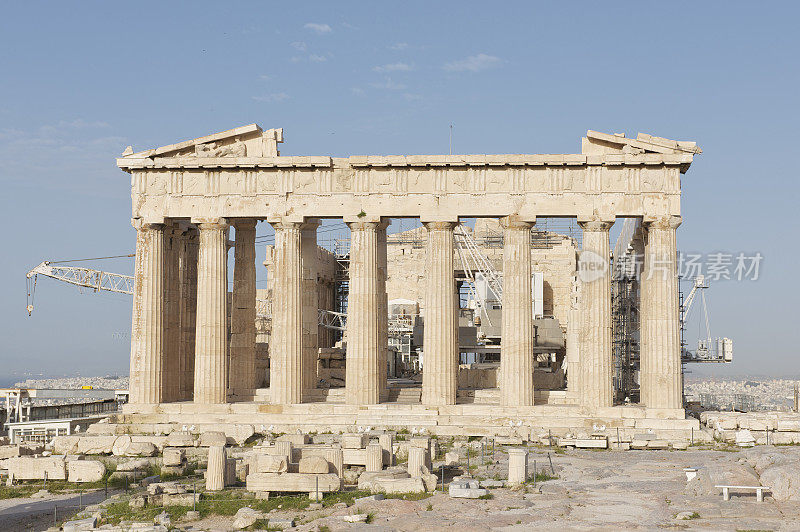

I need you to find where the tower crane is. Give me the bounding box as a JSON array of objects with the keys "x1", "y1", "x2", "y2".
[
  {"x1": 680, "y1": 275, "x2": 733, "y2": 363},
  {"x1": 24, "y1": 257, "x2": 337, "y2": 329}
]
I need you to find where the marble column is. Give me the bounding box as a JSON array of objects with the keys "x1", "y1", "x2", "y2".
[
  {"x1": 578, "y1": 218, "x2": 614, "y2": 409},
  {"x1": 179, "y1": 228, "x2": 198, "y2": 401},
  {"x1": 499, "y1": 216, "x2": 535, "y2": 407},
  {"x1": 640, "y1": 216, "x2": 683, "y2": 410},
  {"x1": 301, "y1": 220, "x2": 321, "y2": 398},
  {"x1": 270, "y1": 221, "x2": 303, "y2": 404},
  {"x1": 366, "y1": 443, "x2": 383, "y2": 472},
  {"x1": 345, "y1": 221, "x2": 382, "y2": 405},
  {"x1": 206, "y1": 445, "x2": 226, "y2": 491},
  {"x1": 229, "y1": 219, "x2": 257, "y2": 397},
  {"x1": 565, "y1": 307, "x2": 581, "y2": 397},
  {"x1": 163, "y1": 224, "x2": 181, "y2": 402},
  {"x1": 421, "y1": 222, "x2": 458, "y2": 406},
  {"x1": 377, "y1": 222, "x2": 389, "y2": 402},
  {"x1": 193, "y1": 219, "x2": 229, "y2": 404},
  {"x1": 129, "y1": 220, "x2": 165, "y2": 405}
]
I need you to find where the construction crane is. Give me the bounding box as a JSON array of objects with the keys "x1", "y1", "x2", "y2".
[
  {"x1": 680, "y1": 275, "x2": 733, "y2": 363},
  {"x1": 26, "y1": 258, "x2": 135, "y2": 315},
  {"x1": 25, "y1": 257, "x2": 349, "y2": 330}
]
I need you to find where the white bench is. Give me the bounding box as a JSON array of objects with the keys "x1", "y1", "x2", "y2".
[{"x1": 715, "y1": 485, "x2": 770, "y2": 502}]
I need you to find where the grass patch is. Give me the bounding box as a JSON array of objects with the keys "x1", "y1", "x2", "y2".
[
  {"x1": 478, "y1": 493, "x2": 493, "y2": 500},
  {"x1": 365, "y1": 511, "x2": 375, "y2": 523},
  {"x1": 384, "y1": 491, "x2": 434, "y2": 501}
]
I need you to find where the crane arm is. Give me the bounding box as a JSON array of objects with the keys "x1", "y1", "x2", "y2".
[{"x1": 27, "y1": 261, "x2": 135, "y2": 295}]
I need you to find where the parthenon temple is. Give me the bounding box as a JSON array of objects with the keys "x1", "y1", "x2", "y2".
[{"x1": 114, "y1": 124, "x2": 703, "y2": 438}]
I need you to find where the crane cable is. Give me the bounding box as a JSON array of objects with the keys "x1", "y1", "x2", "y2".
[{"x1": 49, "y1": 254, "x2": 135, "y2": 264}]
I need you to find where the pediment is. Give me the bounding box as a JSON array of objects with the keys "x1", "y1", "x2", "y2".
[{"x1": 120, "y1": 124, "x2": 284, "y2": 159}]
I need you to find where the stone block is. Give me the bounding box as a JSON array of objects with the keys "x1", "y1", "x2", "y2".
[
  {"x1": 646, "y1": 440, "x2": 670, "y2": 450},
  {"x1": 342, "y1": 448, "x2": 367, "y2": 466},
  {"x1": 630, "y1": 440, "x2": 649, "y2": 450},
  {"x1": 246, "y1": 472, "x2": 341, "y2": 494},
  {"x1": 199, "y1": 431, "x2": 228, "y2": 447},
  {"x1": 68, "y1": 460, "x2": 106, "y2": 483},
  {"x1": 298, "y1": 456, "x2": 329, "y2": 474},
  {"x1": 277, "y1": 433, "x2": 309, "y2": 445},
  {"x1": 77, "y1": 436, "x2": 117, "y2": 455},
  {"x1": 113, "y1": 436, "x2": 158, "y2": 457},
  {"x1": 671, "y1": 441, "x2": 689, "y2": 450},
  {"x1": 360, "y1": 476, "x2": 425, "y2": 494},
  {"x1": 445, "y1": 451, "x2": 459, "y2": 466},
  {"x1": 410, "y1": 436, "x2": 430, "y2": 449},
  {"x1": 162, "y1": 448, "x2": 185, "y2": 467},
  {"x1": 232, "y1": 506, "x2": 263, "y2": 530},
  {"x1": 449, "y1": 478, "x2": 488, "y2": 498},
  {"x1": 343, "y1": 514, "x2": 368, "y2": 523},
  {"x1": 480, "y1": 479, "x2": 504, "y2": 488},
  {"x1": 7, "y1": 456, "x2": 67, "y2": 480},
  {"x1": 575, "y1": 438, "x2": 607, "y2": 449},
  {"x1": 255, "y1": 454, "x2": 288, "y2": 473},
  {"x1": 51, "y1": 435, "x2": 81, "y2": 455},
  {"x1": 342, "y1": 433, "x2": 369, "y2": 449},
  {"x1": 777, "y1": 419, "x2": 800, "y2": 432},
  {"x1": 162, "y1": 492, "x2": 196, "y2": 507},
  {"x1": 117, "y1": 458, "x2": 152, "y2": 472},
  {"x1": 0, "y1": 444, "x2": 41, "y2": 459},
  {"x1": 227, "y1": 424, "x2": 256, "y2": 446},
  {"x1": 164, "y1": 432, "x2": 195, "y2": 447}
]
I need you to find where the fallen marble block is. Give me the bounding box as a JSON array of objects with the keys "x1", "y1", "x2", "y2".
[
  {"x1": 7, "y1": 456, "x2": 66, "y2": 480},
  {"x1": 360, "y1": 476, "x2": 426, "y2": 494},
  {"x1": 450, "y1": 477, "x2": 489, "y2": 498},
  {"x1": 67, "y1": 460, "x2": 106, "y2": 483},
  {"x1": 246, "y1": 472, "x2": 341, "y2": 496}
]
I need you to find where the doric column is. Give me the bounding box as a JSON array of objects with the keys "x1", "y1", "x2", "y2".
[
  {"x1": 179, "y1": 228, "x2": 198, "y2": 401},
  {"x1": 421, "y1": 221, "x2": 458, "y2": 406},
  {"x1": 640, "y1": 216, "x2": 683, "y2": 410},
  {"x1": 301, "y1": 220, "x2": 321, "y2": 398},
  {"x1": 578, "y1": 218, "x2": 614, "y2": 409},
  {"x1": 229, "y1": 219, "x2": 257, "y2": 397},
  {"x1": 270, "y1": 221, "x2": 303, "y2": 404},
  {"x1": 345, "y1": 221, "x2": 381, "y2": 405},
  {"x1": 193, "y1": 219, "x2": 229, "y2": 404},
  {"x1": 499, "y1": 216, "x2": 535, "y2": 407},
  {"x1": 163, "y1": 224, "x2": 181, "y2": 402},
  {"x1": 129, "y1": 220, "x2": 165, "y2": 405},
  {"x1": 377, "y1": 221, "x2": 389, "y2": 401},
  {"x1": 565, "y1": 307, "x2": 581, "y2": 396}
]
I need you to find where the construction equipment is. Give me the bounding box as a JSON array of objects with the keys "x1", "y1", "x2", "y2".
[{"x1": 680, "y1": 275, "x2": 733, "y2": 363}]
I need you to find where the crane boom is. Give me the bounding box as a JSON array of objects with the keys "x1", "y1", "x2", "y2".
[
  {"x1": 24, "y1": 260, "x2": 353, "y2": 330},
  {"x1": 27, "y1": 261, "x2": 135, "y2": 295}
]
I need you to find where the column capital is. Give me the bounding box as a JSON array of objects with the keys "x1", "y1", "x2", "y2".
[
  {"x1": 578, "y1": 216, "x2": 615, "y2": 232},
  {"x1": 269, "y1": 220, "x2": 303, "y2": 231},
  {"x1": 499, "y1": 215, "x2": 535, "y2": 230},
  {"x1": 231, "y1": 218, "x2": 258, "y2": 230},
  {"x1": 346, "y1": 220, "x2": 380, "y2": 231},
  {"x1": 131, "y1": 218, "x2": 164, "y2": 231},
  {"x1": 643, "y1": 215, "x2": 682, "y2": 230},
  {"x1": 194, "y1": 218, "x2": 228, "y2": 230},
  {"x1": 300, "y1": 218, "x2": 322, "y2": 231},
  {"x1": 422, "y1": 221, "x2": 457, "y2": 231}
]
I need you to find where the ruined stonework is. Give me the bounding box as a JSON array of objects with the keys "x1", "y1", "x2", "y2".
[{"x1": 115, "y1": 124, "x2": 702, "y2": 437}]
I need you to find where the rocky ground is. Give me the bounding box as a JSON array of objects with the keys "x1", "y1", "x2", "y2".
[{"x1": 17, "y1": 444, "x2": 797, "y2": 531}]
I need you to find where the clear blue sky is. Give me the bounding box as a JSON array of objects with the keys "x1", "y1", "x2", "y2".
[{"x1": 1, "y1": 1, "x2": 798, "y2": 379}]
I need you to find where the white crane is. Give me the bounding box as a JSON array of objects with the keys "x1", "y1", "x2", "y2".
[
  {"x1": 25, "y1": 258, "x2": 355, "y2": 330},
  {"x1": 680, "y1": 275, "x2": 733, "y2": 363}
]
